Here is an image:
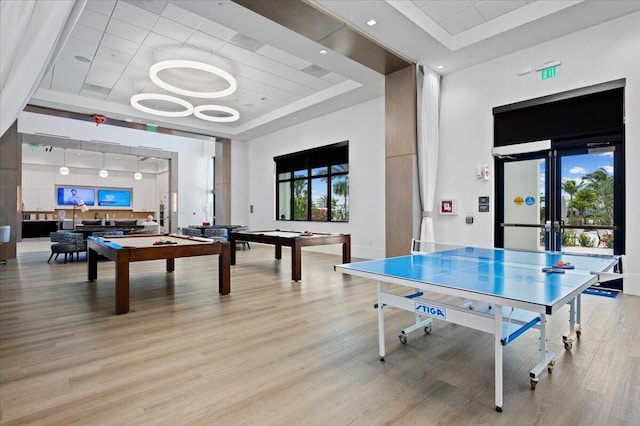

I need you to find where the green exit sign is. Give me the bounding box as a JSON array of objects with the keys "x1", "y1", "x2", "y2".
[{"x1": 541, "y1": 66, "x2": 557, "y2": 80}]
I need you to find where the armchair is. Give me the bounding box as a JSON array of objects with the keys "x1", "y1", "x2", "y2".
[
  {"x1": 181, "y1": 227, "x2": 201, "y2": 238},
  {"x1": 204, "y1": 227, "x2": 228, "y2": 242},
  {"x1": 48, "y1": 231, "x2": 86, "y2": 263}
]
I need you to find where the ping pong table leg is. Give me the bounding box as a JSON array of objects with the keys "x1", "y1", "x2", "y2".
[
  {"x1": 494, "y1": 304, "x2": 503, "y2": 412},
  {"x1": 529, "y1": 313, "x2": 555, "y2": 390},
  {"x1": 378, "y1": 282, "x2": 386, "y2": 361},
  {"x1": 562, "y1": 296, "x2": 581, "y2": 351}
]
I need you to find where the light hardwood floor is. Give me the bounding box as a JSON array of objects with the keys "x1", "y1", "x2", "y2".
[{"x1": 1, "y1": 244, "x2": 639, "y2": 425}]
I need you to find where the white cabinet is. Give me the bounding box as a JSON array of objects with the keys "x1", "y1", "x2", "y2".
[
  {"x1": 133, "y1": 192, "x2": 157, "y2": 212},
  {"x1": 132, "y1": 176, "x2": 157, "y2": 212},
  {"x1": 144, "y1": 193, "x2": 157, "y2": 212},
  {"x1": 23, "y1": 188, "x2": 55, "y2": 211}
]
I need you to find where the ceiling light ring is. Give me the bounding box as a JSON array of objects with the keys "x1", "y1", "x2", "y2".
[
  {"x1": 130, "y1": 93, "x2": 194, "y2": 117},
  {"x1": 149, "y1": 60, "x2": 237, "y2": 98},
  {"x1": 193, "y1": 105, "x2": 240, "y2": 123}
]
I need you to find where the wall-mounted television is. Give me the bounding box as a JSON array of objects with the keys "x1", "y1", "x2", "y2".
[
  {"x1": 97, "y1": 188, "x2": 132, "y2": 208},
  {"x1": 56, "y1": 186, "x2": 96, "y2": 206}
]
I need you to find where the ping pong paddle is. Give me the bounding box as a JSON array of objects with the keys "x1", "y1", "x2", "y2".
[
  {"x1": 552, "y1": 261, "x2": 575, "y2": 269},
  {"x1": 542, "y1": 267, "x2": 565, "y2": 274}
]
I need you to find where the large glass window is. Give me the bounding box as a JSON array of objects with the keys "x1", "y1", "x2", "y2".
[{"x1": 275, "y1": 142, "x2": 349, "y2": 222}]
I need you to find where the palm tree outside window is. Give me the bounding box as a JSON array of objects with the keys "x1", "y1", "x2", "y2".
[{"x1": 275, "y1": 142, "x2": 349, "y2": 222}]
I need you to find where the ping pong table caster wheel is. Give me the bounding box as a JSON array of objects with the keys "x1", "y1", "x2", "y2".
[
  {"x1": 576, "y1": 330, "x2": 581, "y2": 338},
  {"x1": 547, "y1": 359, "x2": 555, "y2": 373},
  {"x1": 424, "y1": 325, "x2": 432, "y2": 335},
  {"x1": 530, "y1": 377, "x2": 539, "y2": 390},
  {"x1": 564, "y1": 341, "x2": 573, "y2": 351},
  {"x1": 399, "y1": 334, "x2": 408, "y2": 344}
]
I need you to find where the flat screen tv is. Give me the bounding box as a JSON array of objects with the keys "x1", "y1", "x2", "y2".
[
  {"x1": 97, "y1": 188, "x2": 132, "y2": 208},
  {"x1": 57, "y1": 187, "x2": 95, "y2": 206}
]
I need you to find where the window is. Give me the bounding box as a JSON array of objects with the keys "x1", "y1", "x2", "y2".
[{"x1": 275, "y1": 142, "x2": 348, "y2": 222}]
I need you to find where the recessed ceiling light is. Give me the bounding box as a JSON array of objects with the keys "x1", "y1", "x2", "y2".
[
  {"x1": 366, "y1": 19, "x2": 377, "y2": 26},
  {"x1": 436, "y1": 65, "x2": 445, "y2": 70},
  {"x1": 319, "y1": 49, "x2": 328, "y2": 55},
  {"x1": 75, "y1": 55, "x2": 91, "y2": 63}
]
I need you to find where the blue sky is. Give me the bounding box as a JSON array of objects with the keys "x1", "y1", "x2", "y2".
[{"x1": 539, "y1": 152, "x2": 614, "y2": 193}]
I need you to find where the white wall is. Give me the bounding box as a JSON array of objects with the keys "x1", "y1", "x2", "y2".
[
  {"x1": 436, "y1": 12, "x2": 640, "y2": 294},
  {"x1": 236, "y1": 97, "x2": 385, "y2": 259},
  {"x1": 18, "y1": 111, "x2": 216, "y2": 230}
]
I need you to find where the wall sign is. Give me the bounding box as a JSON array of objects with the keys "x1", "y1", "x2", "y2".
[{"x1": 440, "y1": 199, "x2": 458, "y2": 215}]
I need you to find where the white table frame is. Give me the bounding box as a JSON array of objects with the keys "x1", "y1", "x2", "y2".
[{"x1": 336, "y1": 264, "x2": 600, "y2": 412}]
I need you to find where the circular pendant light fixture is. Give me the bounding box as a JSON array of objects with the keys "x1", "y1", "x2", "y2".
[
  {"x1": 134, "y1": 159, "x2": 142, "y2": 180},
  {"x1": 149, "y1": 60, "x2": 237, "y2": 98},
  {"x1": 99, "y1": 152, "x2": 108, "y2": 178},
  {"x1": 193, "y1": 105, "x2": 240, "y2": 123},
  {"x1": 59, "y1": 148, "x2": 69, "y2": 175},
  {"x1": 130, "y1": 93, "x2": 194, "y2": 117}
]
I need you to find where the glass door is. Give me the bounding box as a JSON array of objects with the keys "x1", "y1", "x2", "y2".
[
  {"x1": 500, "y1": 154, "x2": 548, "y2": 251},
  {"x1": 556, "y1": 148, "x2": 617, "y2": 256},
  {"x1": 496, "y1": 139, "x2": 623, "y2": 289}
]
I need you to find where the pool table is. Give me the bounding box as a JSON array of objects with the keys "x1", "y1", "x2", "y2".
[
  {"x1": 87, "y1": 234, "x2": 230, "y2": 314},
  {"x1": 228, "y1": 229, "x2": 351, "y2": 281}
]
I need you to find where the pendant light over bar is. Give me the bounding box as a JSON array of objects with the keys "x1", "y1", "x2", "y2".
[
  {"x1": 99, "y1": 152, "x2": 108, "y2": 178},
  {"x1": 59, "y1": 148, "x2": 69, "y2": 175}
]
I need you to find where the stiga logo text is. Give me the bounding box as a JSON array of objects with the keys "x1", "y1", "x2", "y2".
[{"x1": 414, "y1": 303, "x2": 446, "y2": 319}]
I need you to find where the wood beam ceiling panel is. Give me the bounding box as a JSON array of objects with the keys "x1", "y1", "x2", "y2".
[{"x1": 232, "y1": 0, "x2": 412, "y2": 75}]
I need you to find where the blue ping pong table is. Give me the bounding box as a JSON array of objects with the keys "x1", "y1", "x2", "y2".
[{"x1": 335, "y1": 246, "x2": 620, "y2": 412}]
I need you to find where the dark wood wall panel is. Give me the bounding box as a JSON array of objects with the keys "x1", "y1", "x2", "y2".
[
  {"x1": 385, "y1": 65, "x2": 417, "y2": 257},
  {"x1": 385, "y1": 155, "x2": 415, "y2": 257},
  {"x1": 0, "y1": 122, "x2": 21, "y2": 260},
  {"x1": 233, "y1": 0, "x2": 411, "y2": 75}
]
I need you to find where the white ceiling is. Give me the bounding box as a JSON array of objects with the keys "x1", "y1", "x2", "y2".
[{"x1": 29, "y1": 0, "x2": 640, "y2": 141}]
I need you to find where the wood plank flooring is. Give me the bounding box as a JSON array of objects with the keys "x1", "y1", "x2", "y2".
[{"x1": 1, "y1": 244, "x2": 639, "y2": 425}]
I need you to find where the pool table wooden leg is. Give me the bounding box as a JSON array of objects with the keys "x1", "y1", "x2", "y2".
[
  {"x1": 166, "y1": 258, "x2": 175, "y2": 272},
  {"x1": 219, "y1": 242, "x2": 230, "y2": 295},
  {"x1": 88, "y1": 248, "x2": 98, "y2": 281},
  {"x1": 275, "y1": 244, "x2": 282, "y2": 260},
  {"x1": 342, "y1": 235, "x2": 351, "y2": 263},
  {"x1": 292, "y1": 240, "x2": 302, "y2": 281},
  {"x1": 230, "y1": 237, "x2": 237, "y2": 265},
  {"x1": 115, "y1": 254, "x2": 130, "y2": 314}
]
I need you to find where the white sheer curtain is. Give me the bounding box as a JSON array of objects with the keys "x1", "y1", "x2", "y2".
[
  {"x1": 0, "y1": 0, "x2": 85, "y2": 137},
  {"x1": 416, "y1": 65, "x2": 441, "y2": 243}
]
